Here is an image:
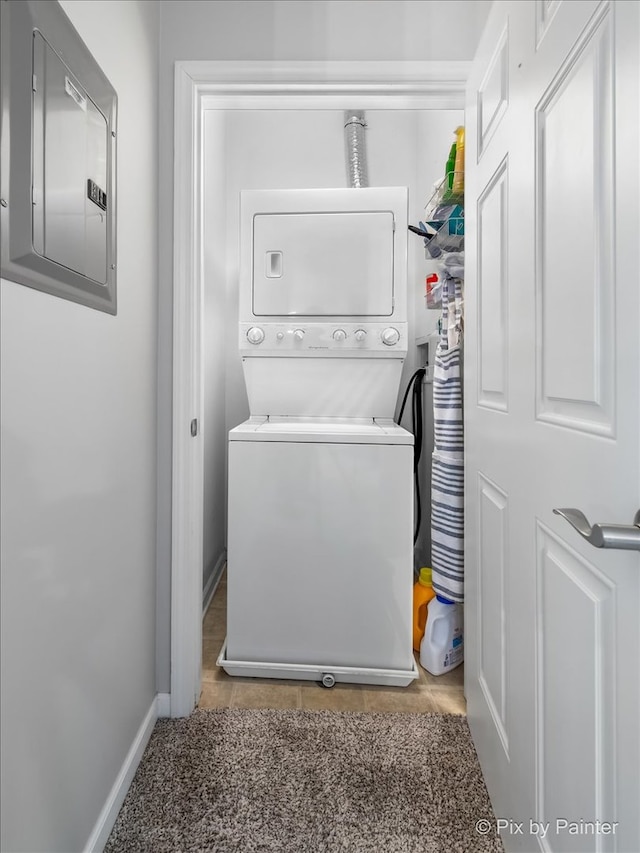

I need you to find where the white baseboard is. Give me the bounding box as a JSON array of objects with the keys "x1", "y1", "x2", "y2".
[
  {"x1": 203, "y1": 550, "x2": 226, "y2": 616},
  {"x1": 84, "y1": 696, "x2": 158, "y2": 852},
  {"x1": 157, "y1": 692, "x2": 171, "y2": 718}
]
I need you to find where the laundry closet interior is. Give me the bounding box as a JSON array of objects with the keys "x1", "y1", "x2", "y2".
[{"x1": 197, "y1": 104, "x2": 466, "y2": 711}]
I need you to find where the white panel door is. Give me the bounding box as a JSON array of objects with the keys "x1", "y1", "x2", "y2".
[{"x1": 465, "y1": 2, "x2": 639, "y2": 852}]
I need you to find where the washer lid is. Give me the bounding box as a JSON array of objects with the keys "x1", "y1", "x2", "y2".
[{"x1": 229, "y1": 416, "x2": 414, "y2": 445}]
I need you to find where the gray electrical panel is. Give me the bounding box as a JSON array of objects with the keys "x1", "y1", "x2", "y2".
[{"x1": 0, "y1": 0, "x2": 117, "y2": 314}]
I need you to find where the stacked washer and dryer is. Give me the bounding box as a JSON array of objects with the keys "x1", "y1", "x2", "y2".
[{"x1": 219, "y1": 187, "x2": 418, "y2": 688}]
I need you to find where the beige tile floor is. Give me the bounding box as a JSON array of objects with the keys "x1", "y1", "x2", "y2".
[{"x1": 200, "y1": 572, "x2": 466, "y2": 715}]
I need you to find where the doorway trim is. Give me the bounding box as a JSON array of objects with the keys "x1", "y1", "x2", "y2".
[{"x1": 171, "y1": 60, "x2": 469, "y2": 717}]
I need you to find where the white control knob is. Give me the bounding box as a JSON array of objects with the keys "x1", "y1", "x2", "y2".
[
  {"x1": 293, "y1": 329, "x2": 305, "y2": 341},
  {"x1": 247, "y1": 326, "x2": 265, "y2": 345},
  {"x1": 381, "y1": 327, "x2": 400, "y2": 346},
  {"x1": 276, "y1": 332, "x2": 284, "y2": 341},
  {"x1": 333, "y1": 329, "x2": 347, "y2": 342},
  {"x1": 355, "y1": 329, "x2": 367, "y2": 342}
]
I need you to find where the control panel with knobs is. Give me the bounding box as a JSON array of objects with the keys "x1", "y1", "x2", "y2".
[
  {"x1": 381, "y1": 327, "x2": 400, "y2": 346},
  {"x1": 247, "y1": 326, "x2": 265, "y2": 344},
  {"x1": 239, "y1": 323, "x2": 407, "y2": 352}
]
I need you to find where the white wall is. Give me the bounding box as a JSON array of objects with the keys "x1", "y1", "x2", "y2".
[
  {"x1": 0, "y1": 2, "x2": 159, "y2": 851},
  {"x1": 162, "y1": 0, "x2": 492, "y2": 63},
  {"x1": 158, "y1": 0, "x2": 491, "y2": 693},
  {"x1": 202, "y1": 112, "x2": 228, "y2": 593}
]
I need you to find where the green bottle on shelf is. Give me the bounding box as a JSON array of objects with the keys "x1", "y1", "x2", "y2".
[{"x1": 444, "y1": 143, "x2": 457, "y2": 197}]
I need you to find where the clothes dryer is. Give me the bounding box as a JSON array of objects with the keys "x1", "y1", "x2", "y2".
[{"x1": 219, "y1": 187, "x2": 418, "y2": 686}]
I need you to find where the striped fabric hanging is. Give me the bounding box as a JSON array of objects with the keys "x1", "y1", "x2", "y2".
[{"x1": 431, "y1": 275, "x2": 464, "y2": 603}]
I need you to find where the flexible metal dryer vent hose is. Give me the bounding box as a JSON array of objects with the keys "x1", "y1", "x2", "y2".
[{"x1": 344, "y1": 111, "x2": 369, "y2": 188}]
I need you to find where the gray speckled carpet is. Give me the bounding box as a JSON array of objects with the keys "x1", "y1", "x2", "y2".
[{"x1": 105, "y1": 708, "x2": 503, "y2": 853}]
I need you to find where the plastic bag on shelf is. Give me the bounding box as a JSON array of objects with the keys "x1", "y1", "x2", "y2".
[{"x1": 423, "y1": 177, "x2": 464, "y2": 258}]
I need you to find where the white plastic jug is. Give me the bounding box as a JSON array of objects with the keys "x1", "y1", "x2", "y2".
[{"x1": 419, "y1": 595, "x2": 463, "y2": 676}]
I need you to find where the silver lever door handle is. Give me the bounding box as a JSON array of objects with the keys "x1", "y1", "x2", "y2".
[{"x1": 553, "y1": 508, "x2": 640, "y2": 551}]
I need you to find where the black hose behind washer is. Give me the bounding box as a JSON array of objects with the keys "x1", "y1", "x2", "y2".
[{"x1": 396, "y1": 367, "x2": 426, "y2": 546}]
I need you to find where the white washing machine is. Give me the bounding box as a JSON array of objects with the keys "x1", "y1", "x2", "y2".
[{"x1": 218, "y1": 188, "x2": 418, "y2": 687}]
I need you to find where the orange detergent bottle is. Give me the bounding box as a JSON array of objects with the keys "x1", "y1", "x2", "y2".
[{"x1": 412, "y1": 568, "x2": 436, "y2": 652}]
